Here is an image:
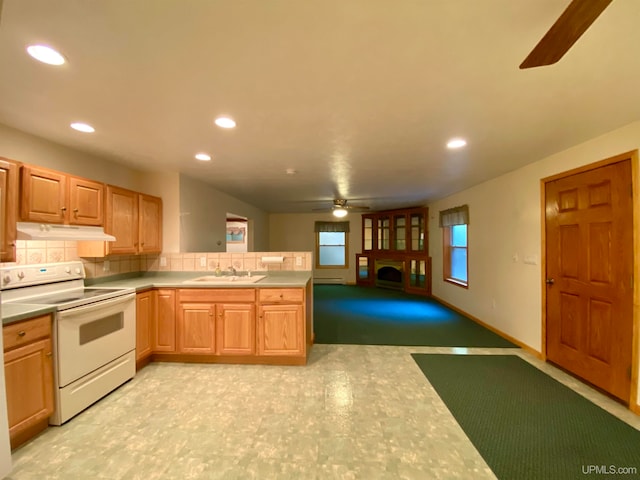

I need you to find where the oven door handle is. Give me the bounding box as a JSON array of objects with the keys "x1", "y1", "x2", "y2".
[{"x1": 57, "y1": 293, "x2": 136, "y2": 319}]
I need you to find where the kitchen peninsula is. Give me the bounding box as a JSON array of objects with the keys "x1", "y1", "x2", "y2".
[{"x1": 87, "y1": 270, "x2": 314, "y2": 368}]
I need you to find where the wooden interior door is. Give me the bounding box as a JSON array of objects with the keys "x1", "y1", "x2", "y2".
[{"x1": 545, "y1": 158, "x2": 633, "y2": 401}]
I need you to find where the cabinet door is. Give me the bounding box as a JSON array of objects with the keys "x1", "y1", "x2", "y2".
[
  {"x1": 154, "y1": 289, "x2": 176, "y2": 352},
  {"x1": 393, "y1": 214, "x2": 407, "y2": 251},
  {"x1": 106, "y1": 185, "x2": 138, "y2": 254},
  {"x1": 377, "y1": 215, "x2": 390, "y2": 250},
  {"x1": 20, "y1": 166, "x2": 68, "y2": 223},
  {"x1": 216, "y1": 303, "x2": 255, "y2": 355},
  {"x1": 136, "y1": 291, "x2": 154, "y2": 361},
  {"x1": 4, "y1": 337, "x2": 54, "y2": 446},
  {"x1": 69, "y1": 176, "x2": 104, "y2": 226},
  {"x1": 139, "y1": 194, "x2": 162, "y2": 254},
  {"x1": 0, "y1": 158, "x2": 19, "y2": 262},
  {"x1": 178, "y1": 302, "x2": 216, "y2": 354},
  {"x1": 257, "y1": 304, "x2": 304, "y2": 356}
]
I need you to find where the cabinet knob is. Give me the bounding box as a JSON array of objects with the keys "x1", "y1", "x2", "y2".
[
  {"x1": 46, "y1": 352, "x2": 52, "y2": 357},
  {"x1": 17, "y1": 331, "x2": 26, "y2": 337},
  {"x1": 61, "y1": 207, "x2": 67, "y2": 212}
]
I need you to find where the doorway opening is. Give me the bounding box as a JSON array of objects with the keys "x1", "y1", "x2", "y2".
[{"x1": 226, "y1": 213, "x2": 248, "y2": 253}]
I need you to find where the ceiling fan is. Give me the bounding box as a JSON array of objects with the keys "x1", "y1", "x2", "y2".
[
  {"x1": 312, "y1": 199, "x2": 370, "y2": 217},
  {"x1": 519, "y1": 0, "x2": 613, "y2": 69}
]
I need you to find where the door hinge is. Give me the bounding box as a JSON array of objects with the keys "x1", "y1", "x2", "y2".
[{"x1": 628, "y1": 365, "x2": 633, "y2": 380}]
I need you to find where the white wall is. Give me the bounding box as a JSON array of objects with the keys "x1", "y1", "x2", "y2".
[
  {"x1": 137, "y1": 171, "x2": 181, "y2": 253},
  {"x1": 428, "y1": 120, "x2": 640, "y2": 406},
  {"x1": 179, "y1": 174, "x2": 270, "y2": 253},
  {"x1": 0, "y1": 123, "x2": 141, "y2": 189},
  {"x1": 269, "y1": 212, "x2": 362, "y2": 283}
]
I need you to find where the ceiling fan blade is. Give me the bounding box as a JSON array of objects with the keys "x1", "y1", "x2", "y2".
[{"x1": 519, "y1": 0, "x2": 613, "y2": 69}]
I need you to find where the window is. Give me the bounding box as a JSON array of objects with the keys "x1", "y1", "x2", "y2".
[
  {"x1": 440, "y1": 205, "x2": 469, "y2": 287},
  {"x1": 444, "y1": 225, "x2": 467, "y2": 285},
  {"x1": 315, "y1": 221, "x2": 349, "y2": 268}
]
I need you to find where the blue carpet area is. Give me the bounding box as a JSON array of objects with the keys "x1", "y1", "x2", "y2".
[{"x1": 314, "y1": 285, "x2": 517, "y2": 347}]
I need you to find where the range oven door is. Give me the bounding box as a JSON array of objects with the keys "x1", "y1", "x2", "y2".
[{"x1": 56, "y1": 293, "x2": 135, "y2": 387}]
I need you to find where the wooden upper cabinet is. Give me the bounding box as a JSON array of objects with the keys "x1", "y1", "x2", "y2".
[
  {"x1": 20, "y1": 165, "x2": 105, "y2": 226},
  {"x1": 68, "y1": 176, "x2": 104, "y2": 225},
  {"x1": 361, "y1": 207, "x2": 428, "y2": 254},
  {"x1": 106, "y1": 185, "x2": 139, "y2": 254},
  {"x1": 0, "y1": 158, "x2": 20, "y2": 262},
  {"x1": 139, "y1": 194, "x2": 162, "y2": 254},
  {"x1": 20, "y1": 166, "x2": 67, "y2": 224},
  {"x1": 78, "y1": 185, "x2": 162, "y2": 257}
]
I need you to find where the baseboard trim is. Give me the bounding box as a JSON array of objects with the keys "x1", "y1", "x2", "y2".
[{"x1": 431, "y1": 294, "x2": 543, "y2": 359}]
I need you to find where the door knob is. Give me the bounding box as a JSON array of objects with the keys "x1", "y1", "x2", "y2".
[{"x1": 546, "y1": 278, "x2": 555, "y2": 285}]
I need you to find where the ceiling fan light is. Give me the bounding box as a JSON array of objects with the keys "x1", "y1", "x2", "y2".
[{"x1": 333, "y1": 208, "x2": 348, "y2": 218}]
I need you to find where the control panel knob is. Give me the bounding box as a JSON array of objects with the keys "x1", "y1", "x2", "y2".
[
  {"x1": 3, "y1": 274, "x2": 11, "y2": 284},
  {"x1": 65, "y1": 267, "x2": 71, "y2": 274},
  {"x1": 17, "y1": 271, "x2": 25, "y2": 280},
  {"x1": 75, "y1": 268, "x2": 81, "y2": 275}
]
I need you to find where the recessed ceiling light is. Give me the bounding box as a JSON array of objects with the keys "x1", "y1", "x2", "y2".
[
  {"x1": 214, "y1": 116, "x2": 236, "y2": 129},
  {"x1": 195, "y1": 153, "x2": 211, "y2": 161},
  {"x1": 26, "y1": 45, "x2": 66, "y2": 65},
  {"x1": 70, "y1": 122, "x2": 95, "y2": 133},
  {"x1": 447, "y1": 138, "x2": 467, "y2": 149},
  {"x1": 285, "y1": 168, "x2": 297, "y2": 175}
]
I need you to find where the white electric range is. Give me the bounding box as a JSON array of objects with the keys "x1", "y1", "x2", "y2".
[{"x1": 1, "y1": 261, "x2": 136, "y2": 425}]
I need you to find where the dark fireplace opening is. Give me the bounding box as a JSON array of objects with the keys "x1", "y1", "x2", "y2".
[
  {"x1": 375, "y1": 260, "x2": 404, "y2": 290},
  {"x1": 378, "y1": 266, "x2": 402, "y2": 283}
]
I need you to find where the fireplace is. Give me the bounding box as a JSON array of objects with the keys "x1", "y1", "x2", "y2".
[{"x1": 375, "y1": 259, "x2": 404, "y2": 290}]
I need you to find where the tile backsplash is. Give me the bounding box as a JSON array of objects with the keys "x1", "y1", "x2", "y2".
[{"x1": 3, "y1": 241, "x2": 312, "y2": 279}]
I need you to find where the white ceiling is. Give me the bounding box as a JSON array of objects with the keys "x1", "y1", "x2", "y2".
[{"x1": 1, "y1": 1, "x2": 639, "y2": 213}]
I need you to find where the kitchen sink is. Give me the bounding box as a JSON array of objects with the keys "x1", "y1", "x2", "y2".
[{"x1": 182, "y1": 274, "x2": 266, "y2": 284}]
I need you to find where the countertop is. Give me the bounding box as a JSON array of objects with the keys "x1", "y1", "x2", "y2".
[{"x1": 2, "y1": 271, "x2": 312, "y2": 325}]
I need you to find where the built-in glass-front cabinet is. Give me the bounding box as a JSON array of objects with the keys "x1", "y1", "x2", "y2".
[{"x1": 358, "y1": 207, "x2": 430, "y2": 296}]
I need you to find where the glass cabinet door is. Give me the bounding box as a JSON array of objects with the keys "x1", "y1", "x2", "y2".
[
  {"x1": 408, "y1": 259, "x2": 426, "y2": 288},
  {"x1": 357, "y1": 255, "x2": 371, "y2": 283},
  {"x1": 377, "y1": 216, "x2": 390, "y2": 250},
  {"x1": 363, "y1": 216, "x2": 374, "y2": 251},
  {"x1": 410, "y1": 213, "x2": 425, "y2": 252},
  {"x1": 393, "y1": 214, "x2": 406, "y2": 251}
]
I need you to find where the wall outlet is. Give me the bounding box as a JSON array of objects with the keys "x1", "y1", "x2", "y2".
[
  {"x1": 103, "y1": 260, "x2": 110, "y2": 272},
  {"x1": 524, "y1": 254, "x2": 538, "y2": 265},
  {"x1": 160, "y1": 257, "x2": 167, "y2": 267},
  {"x1": 200, "y1": 256, "x2": 207, "y2": 267},
  {"x1": 295, "y1": 256, "x2": 302, "y2": 266}
]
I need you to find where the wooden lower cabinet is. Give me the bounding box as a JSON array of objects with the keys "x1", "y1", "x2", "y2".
[
  {"x1": 257, "y1": 304, "x2": 304, "y2": 356},
  {"x1": 154, "y1": 289, "x2": 176, "y2": 352},
  {"x1": 136, "y1": 290, "x2": 154, "y2": 363},
  {"x1": 141, "y1": 285, "x2": 310, "y2": 365},
  {"x1": 178, "y1": 302, "x2": 217, "y2": 354},
  {"x1": 217, "y1": 303, "x2": 256, "y2": 355},
  {"x1": 3, "y1": 314, "x2": 54, "y2": 449}
]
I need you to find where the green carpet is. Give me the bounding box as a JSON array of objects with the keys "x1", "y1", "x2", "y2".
[
  {"x1": 412, "y1": 354, "x2": 640, "y2": 480},
  {"x1": 314, "y1": 285, "x2": 516, "y2": 347}
]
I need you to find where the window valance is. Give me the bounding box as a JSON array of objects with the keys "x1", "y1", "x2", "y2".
[
  {"x1": 439, "y1": 205, "x2": 469, "y2": 227},
  {"x1": 314, "y1": 221, "x2": 350, "y2": 233}
]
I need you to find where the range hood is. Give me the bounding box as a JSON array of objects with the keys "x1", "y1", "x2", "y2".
[{"x1": 16, "y1": 222, "x2": 116, "y2": 241}]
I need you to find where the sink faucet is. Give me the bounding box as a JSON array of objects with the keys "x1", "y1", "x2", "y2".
[{"x1": 228, "y1": 266, "x2": 237, "y2": 276}]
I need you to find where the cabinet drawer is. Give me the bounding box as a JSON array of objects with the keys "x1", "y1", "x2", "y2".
[
  {"x1": 259, "y1": 288, "x2": 304, "y2": 304},
  {"x1": 178, "y1": 288, "x2": 256, "y2": 303},
  {"x1": 3, "y1": 315, "x2": 52, "y2": 351}
]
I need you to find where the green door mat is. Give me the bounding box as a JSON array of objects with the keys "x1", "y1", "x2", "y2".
[{"x1": 412, "y1": 354, "x2": 640, "y2": 480}]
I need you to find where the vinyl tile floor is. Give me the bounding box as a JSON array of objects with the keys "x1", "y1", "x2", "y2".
[{"x1": 6, "y1": 345, "x2": 640, "y2": 480}]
